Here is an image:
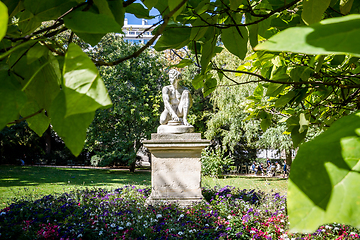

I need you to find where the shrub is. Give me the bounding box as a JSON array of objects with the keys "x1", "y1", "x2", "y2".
[{"x1": 201, "y1": 147, "x2": 234, "y2": 177}]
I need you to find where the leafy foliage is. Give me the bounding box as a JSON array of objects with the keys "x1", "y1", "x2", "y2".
[
  {"x1": 201, "y1": 147, "x2": 234, "y2": 177},
  {"x1": 288, "y1": 111, "x2": 360, "y2": 232},
  {"x1": 2, "y1": 0, "x2": 360, "y2": 233},
  {"x1": 85, "y1": 34, "x2": 165, "y2": 169}
]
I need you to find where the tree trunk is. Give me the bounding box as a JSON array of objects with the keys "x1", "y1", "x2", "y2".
[
  {"x1": 44, "y1": 126, "x2": 52, "y2": 155},
  {"x1": 285, "y1": 148, "x2": 292, "y2": 167},
  {"x1": 129, "y1": 161, "x2": 136, "y2": 173}
]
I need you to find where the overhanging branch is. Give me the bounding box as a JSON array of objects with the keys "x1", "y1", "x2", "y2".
[{"x1": 94, "y1": 0, "x2": 188, "y2": 66}]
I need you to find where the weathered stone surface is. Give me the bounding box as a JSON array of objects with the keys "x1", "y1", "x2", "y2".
[
  {"x1": 143, "y1": 133, "x2": 210, "y2": 206},
  {"x1": 157, "y1": 124, "x2": 194, "y2": 134}
]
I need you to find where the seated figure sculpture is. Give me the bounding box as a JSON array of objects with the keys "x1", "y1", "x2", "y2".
[{"x1": 159, "y1": 69, "x2": 193, "y2": 128}]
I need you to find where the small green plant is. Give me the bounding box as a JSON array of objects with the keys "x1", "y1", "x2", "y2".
[
  {"x1": 90, "y1": 155, "x2": 101, "y2": 167},
  {"x1": 201, "y1": 147, "x2": 234, "y2": 178}
]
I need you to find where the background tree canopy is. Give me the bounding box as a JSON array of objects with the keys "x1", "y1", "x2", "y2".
[{"x1": 1, "y1": 0, "x2": 360, "y2": 233}]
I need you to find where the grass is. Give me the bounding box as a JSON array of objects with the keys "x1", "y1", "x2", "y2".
[
  {"x1": 0, "y1": 165, "x2": 288, "y2": 207},
  {"x1": 202, "y1": 175, "x2": 288, "y2": 196}
]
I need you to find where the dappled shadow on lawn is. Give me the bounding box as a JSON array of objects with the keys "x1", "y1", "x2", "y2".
[
  {"x1": 0, "y1": 165, "x2": 151, "y2": 188},
  {"x1": 224, "y1": 175, "x2": 287, "y2": 182}
]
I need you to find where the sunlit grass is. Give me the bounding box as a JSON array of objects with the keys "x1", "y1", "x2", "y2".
[
  {"x1": 0, "y1": 166, "x2": 288, "y2": 207},
  {"x1": 202, "y1": 175, "x2": 288, "y2": 196}
]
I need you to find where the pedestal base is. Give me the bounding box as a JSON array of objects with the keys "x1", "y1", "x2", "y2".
[
  {"x1": 157, "y1": 124, "x2": 194, "y2": 134},
  {"x1": 143, "y1": 133, "x2": 210, "y2": 206}
]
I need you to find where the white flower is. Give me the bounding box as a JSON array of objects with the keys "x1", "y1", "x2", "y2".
[
  {"x1": 77, "y1": 234, "x2": 83, "y2": 238},
  {"x1": 156, "y1": 214, "x2": 162, "y2": 218},
  {"x1": 0, "y1": 212, "x2": 6, "y2": 216},
  {"x1": 118, "y1": 226, "x2": 124, "y2": 230},
  {"x1": 189, "y1": 230, "x2": 193, "y2": 233},
  {"x1": 205, "y1": 224, "x2": 209, "y2": 227},
  {"x1": 126, "y1": 222, "x2": 131, "y2": 226},
  {"x1": 334, "y1": 227, "x2": 340, "y2": 231},
  {"x1": 250, "y1": 230, "x2": 256, "y2": 234},
  {"x1": 227, "y1": 215, "x2": 232, "y2": 220},
  {"x1": 178, "y1": 231, "x2": 183, "y2": 235},
  {"x1": 350, "y1": 232, "x2": 356, "y2": 235},
  {"x1": 110, "y1": 223, "x2": 116, "y2": 228},
  {"x1": 99, "y1": 230, "x2": 103, "y2": 236}
]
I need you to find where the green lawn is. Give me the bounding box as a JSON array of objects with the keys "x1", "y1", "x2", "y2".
[
  {"x1": 202, "y1": 175, "x2": 288, "y2": 196},
  {"x1": 0, "y1": 165, "x2": 287, "y2": 207}
]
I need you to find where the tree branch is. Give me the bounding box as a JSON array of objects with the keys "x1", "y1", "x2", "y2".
[
  {"x1": 212, "y1": 68, "x2": 360, "y2": 89},
  {"x1": 94, "y1": 0, "x2": 188, "y2": 66},
  {"x1": 8, "y1": 109, "x2": 45, "y2": 125}
]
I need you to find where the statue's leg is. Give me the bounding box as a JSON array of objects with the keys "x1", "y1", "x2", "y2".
[
  {"x1": 178, "y1": 90, "x2": 192, "y2": 126},
  {"x1": 160, "y1": 109, "x2": 171, "y2": 125}
]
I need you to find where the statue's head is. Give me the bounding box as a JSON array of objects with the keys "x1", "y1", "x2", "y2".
[{"x1": 168, "y1": 69, "x2": 181, "y2": 83}]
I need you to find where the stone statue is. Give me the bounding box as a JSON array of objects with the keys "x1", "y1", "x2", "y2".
[{"x1": 160, "y1": 69, "x2": 193, "y2": 127}]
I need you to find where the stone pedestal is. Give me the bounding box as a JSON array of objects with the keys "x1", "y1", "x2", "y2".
[{"x1": 143, "y1": 133, "x2": 210, "y2": 206}]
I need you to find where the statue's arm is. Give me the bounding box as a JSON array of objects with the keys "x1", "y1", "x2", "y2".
[{"x1": 162, "y1": 87, "x2": 178, "y2": 119}]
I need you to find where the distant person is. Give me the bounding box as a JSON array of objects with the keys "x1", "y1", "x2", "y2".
[
  {"x1": 257, "y1": 163, "x2": 264, "y2": 176},
  {"x1": 251, "y1": 161, "x2": 257, "y2": 175},
  {"x1": 266, "y1": 158, "x2": 271, "y2": 166},
  {"x1": 283, "y1": 163, "x2": 287, "y2": 178},
  {"x1": 275, "y1": 161, "x2": 281, "y2": 174},
  {"x1": 19, "y1": 154, "x2": 25, "y2": 166}
]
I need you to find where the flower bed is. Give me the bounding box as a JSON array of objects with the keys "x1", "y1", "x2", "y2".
[{"x1": 0, "y1": 186, "x2": 359, "y2": 239}]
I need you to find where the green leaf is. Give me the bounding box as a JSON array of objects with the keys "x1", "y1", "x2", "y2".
[
  {"x1": 266, "y1": 83, "x2": 285, "y2": 97},
  {"x1": 291, "y1": 125, "x2": 307, "y2": 147},
  {"x1": 23, "y1": 0, "x2": 77, "y2": 21},
  {"x1": 230, "y1": 0, "x2": 243, "y2": 11},
  {"x1": 75, "y1": 32, "x2": 105, "y2": 46},
  {"x1": 222, "y1": 26, "x2": 248, "y2": 59},
  {"x1": 0, "y1": 71, "x2": 27, "y2": 130},
  {"x1": 253, "y1": 84, "x2": 263, "y2": 98},
  {"x1": 125, "y1": 3, "x2": 151, "y2": 19},
  {"x1": 275, "y1": 91, "x2": 296, "y2": 107},
  {"x1": 288, "y1": 112, "x2": 360, "y2": 232},
  {"x1": 108, "y1": 0, "x2": 125, "y2": 27},
  {"x1": 192, "y1": 74, "x2": 205, "y2": 90},
  {"x1": 2, "y1": 0, "x2": 22, "y2": 18},
  {"x1": 94, "y1": 0, "x2": 114, "y2": 17},
  {"x1": 290, "y1": 66, "x2": 313, "y2": 81},
  {"x1": 0, "y1": 39, "x2": 38, "y2": 60},
  {"x1": 302, "y1": 0, "x2": 331, "y2": 25},
  {"x1": 64, "y1": 11, "x2": 123, "y2": 34},
  {"x1": 18, "y1": 10, "x2": 41, "y2": 35},
  {"x1": 203, "y1": 77, "x2": 217, "y2": 97},
  {"x1": 193, "y1": 0, "x2": 210, "y2": 14},
  {"x1": 0, "y1": 1, "x2": 8, "y2": 41},
  {"x1": 255, "y1": 15, "x2": 360, "y2": 57},
  {"x1": 248, "y1": 23, "x2": 258, "y2": 48},
  {"x1": 27, "y1": 44, "x2": 48, "y2": 64},
  {"x1": 49, "y1": 91, "x2": 95, "y2": 156},
  {"x1": 173, "y1": 58, "x2": 193, "y2": 68},
  {"x1": 20, "y1": 101, "x2": 49, "y2": 136},
  {"x1": 260, "y1": 118, "x2": 271, "y2": 132},
  {"x1": 201, "y1": 38, "x2": 216, "y2": 74},
  {"x1": 143, "y1": 0, "x2": 158, "y2": 9},
  {"x1": 63, "y1": 43, "x2": 112, "y2": 117},
  {"x1": 340, "y1": 0, "x2": 355, "y2": 15},
  {"x1": 13, "y1": 52, "x2": 61, "y2": 110},
  {"x1": 190, "y1": 18, "x2": 208, "y2": 41},
  {"x1": 154, "y1": 26, "x2": 191, "y2": 51},
  {"x1": 169, "y1": 0, "x2": 186, "y2": 20}
]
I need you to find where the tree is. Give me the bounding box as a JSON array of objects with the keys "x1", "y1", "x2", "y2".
[
  {"x1": 1, "y1": 0, "x2": 360, "y2": 233},
  {"x1": 85, "y1": 33, "x2": 165, "y2": 171}
]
